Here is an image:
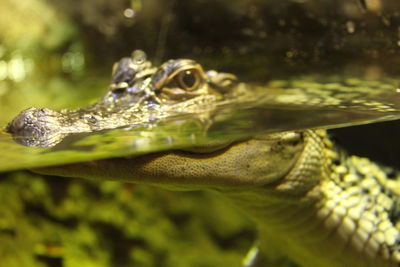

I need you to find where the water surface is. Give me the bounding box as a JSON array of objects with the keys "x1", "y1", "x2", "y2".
[{"x1": 1, "y1": 74, "x2": 400, "y2": 172}]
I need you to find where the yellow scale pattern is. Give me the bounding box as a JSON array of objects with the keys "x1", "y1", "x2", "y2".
[{"x1": 313, "y1": 130, "x2": 400, "y2": 266}]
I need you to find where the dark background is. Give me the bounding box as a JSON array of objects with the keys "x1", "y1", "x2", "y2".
[{"x1": 43, "y1": 0, "x2": 400, "y2": 167}]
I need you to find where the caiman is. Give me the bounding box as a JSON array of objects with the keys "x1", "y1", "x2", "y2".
[{"x1": 6, "y1": 50, "x2": 400, "y2": 267}]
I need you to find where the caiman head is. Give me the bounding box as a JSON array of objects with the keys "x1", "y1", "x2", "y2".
[
  {"x1": 6, "y1": 50, "x2": 312, "y2": 192},
  {"x1": 6, "y1": 50, "x2": 237, "y2": 147}
]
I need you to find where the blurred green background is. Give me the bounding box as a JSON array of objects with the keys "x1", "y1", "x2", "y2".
[
  {"x1": 2, "y1": 0, "x2": 400, "y2": 266},
  {"x1": 0, "y1": 1, "x2": 270, "y2": 266},
  {"x1": 0, "y1": 1, "x2": 259, "y2": 266}
]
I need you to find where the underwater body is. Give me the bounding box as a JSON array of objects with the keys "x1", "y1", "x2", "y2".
[{"x1": 2, "y1": 0, "x2": 400, "y2": 266}]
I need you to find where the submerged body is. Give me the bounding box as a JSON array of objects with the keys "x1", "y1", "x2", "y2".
[
  {"x1": 7, "y1": 51, "x2": 400, "y2": 266},
  {"x1": 35, "y1": 129, "x2": 400, "y2": 267}
]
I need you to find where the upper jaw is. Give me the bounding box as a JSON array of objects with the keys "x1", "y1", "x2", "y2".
[{"x1": 5, "y1": 50, "x2": 239, "y2": 148}]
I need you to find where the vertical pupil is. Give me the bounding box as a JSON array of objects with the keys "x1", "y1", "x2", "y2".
[{"x1": 181, "y1": 70, "x2": 196, "y2": 88}]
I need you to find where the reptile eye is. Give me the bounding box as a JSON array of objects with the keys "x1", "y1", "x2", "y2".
[{"x1": 176, "y1": 70, "x2": 200, "y2": 90}]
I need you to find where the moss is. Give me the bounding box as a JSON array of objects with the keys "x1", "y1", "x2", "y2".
[{"x1": 0, "y1": 171, "x2": 255, "y2": 267}]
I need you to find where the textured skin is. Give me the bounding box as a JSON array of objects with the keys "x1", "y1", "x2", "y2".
[
  {"x1": 16, "y1": 51, "x2": 400, "y2": 266},
  {"x1": 35, "y1": 129, "x2": 400, "y2": 266},
  {"x1": 224, "y1": 130, "x2": 400, "y2": 267},
  {"x1": 6, "y1": 51, "x2": 238, "y2": 147}
]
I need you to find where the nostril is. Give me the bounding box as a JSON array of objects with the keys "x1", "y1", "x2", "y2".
[
  {"x1": 6, "y1": 114, "x2": 26, "y2": 134},
  {"x1": 12, "y1": 116, "x2": 25, "y2": 131},
  {"x1": 6, "y1": 107, "x2": 66, "y2": 147},
  {"x1": 6, "y1": 107, "x2": 54, "y2": 137}
]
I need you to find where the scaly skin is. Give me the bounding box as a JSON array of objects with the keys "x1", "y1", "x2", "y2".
[
  {"x1": 6, "y1": 50, "x2": 238, "y2": 147},
  {"x1": 7, "y1": 51, "x2": 400, "y2": 266},
  {"x1": 34, "y1": 129, "x2": 400, "y2": 266},
  {"x1": 224, "y1": 130, "x2": 400, "y2": 267}
]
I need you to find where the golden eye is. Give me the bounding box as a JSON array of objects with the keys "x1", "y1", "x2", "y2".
[{"x1": 176, "y1": 69, "x2": 200, "y2": 90}]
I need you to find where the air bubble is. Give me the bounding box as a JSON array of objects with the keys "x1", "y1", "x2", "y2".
[
  {"x1": 346, "y1": 21, "x2": 355, "y2": 34},
  {"x1": 123, "y1": 8, "x2": 135, "y2": 18}
]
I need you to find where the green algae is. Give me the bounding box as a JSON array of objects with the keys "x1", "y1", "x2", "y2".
[{"x1": 0, "y1": 171, "x2": 255, "y2": 267}]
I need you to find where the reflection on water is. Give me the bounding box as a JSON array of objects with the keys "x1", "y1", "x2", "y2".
[
  {"x1": 0, "y1": 0, "x2": 400, "y2": 172},
  {"x1": 2, "y1": 1, "x2": 400, "y2": 267},
  {"x1": 2, "y1": 71, "x2": 400, "y2": 172}
]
